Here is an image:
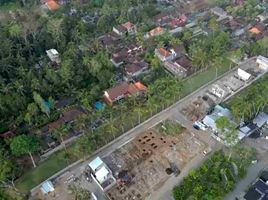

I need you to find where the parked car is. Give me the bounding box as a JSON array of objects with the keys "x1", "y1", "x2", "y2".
[{"x1": 193, "y1": 121, "x2": 207, "y2": 131}]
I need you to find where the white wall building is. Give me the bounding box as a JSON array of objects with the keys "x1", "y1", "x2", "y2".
[
  {"x1": 256, "y1": 55, "x2": 268, "y2": 71},
  {"x1": 237, "y1": 68, "x2": 251, "y2": 81},
  {"x1": 88, "y1": 157, "x2": 116, "y2": 191}
]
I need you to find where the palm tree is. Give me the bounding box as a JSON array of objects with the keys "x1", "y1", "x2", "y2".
[
  {"x1": 52, "y1": 124, "x2": 71, "y2": 152},
  {"x1": 105, "y1": 116, "x2": 118, "y2": 140}
]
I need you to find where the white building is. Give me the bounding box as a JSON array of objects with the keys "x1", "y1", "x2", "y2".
[
  {"x1": 256, "y1": 55, "x2": 268, "y2": 71},
  {"x1": 237, "y1": 68, "x2": 251, "y2": 81},
  {"x1": 46, "y1": 49, "x2": 61, "y2": 65},
  {"x1": 40, "y1": 180, "x2": 54, "y2": 194},
  {"x1": 88, "y1": 157, "x2": 116, "y2": 191}
]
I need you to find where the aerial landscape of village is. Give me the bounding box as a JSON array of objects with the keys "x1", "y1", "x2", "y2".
[{"x1": 1, "y1": 0, "x2": 268, "y2": 199}]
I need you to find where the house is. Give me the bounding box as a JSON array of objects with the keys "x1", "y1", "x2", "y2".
[
  {"x1": 155, "y1": 44, "x2": 185, "y2": 62},
  {"x1": 146, "y1": 26, "x2": 165, "y2": 38},
  {"x1": 170, "y1": 14, "x2": 188, "y2": 27},
  {"x1": 249, "y1": 23, "x2": 266, "y2": 35},
  {"x1": 110, "y1": 44, "x2": 143, "y2": 67},
  {"x1": 55, "y1": 97, "x2": 75, "y2": 110},
  {"x1": 110, "y1": 48, "x2": 128, "y2": 67},
  {"x1": 155, "y1": 47, "x2": 178, "y2": 62},
  {"x1": 164, "y1": 55, "x2": 193, "y2": 77},
  {"x1": 257, "y1": 12, "x2": 268, "y2": 22},
  {"x1": 46, "y1": 108, "x2": 84, "y2": 132},
  {"x1": 236, "y1": 68, "x2": 252, "y2": 81},
  {"x1": 45, "y1": 0, "x2": 60, "y2": 11},
  {"x1": 249, "y1": 22, "x2": 268, "y2": 40},
  {"x1": 202, "y1": 105, "x2": 233, "y2": 131},
  {"x1": 88, "y1": 157, "x2": 116, "y2": 191},
  {"x1": 41, "y1": 180, "x2": 54, "y2": 194},
  {"x1": 253, "y1": 112, "x2": 268, "y2": 128},
  {"x1": 256, "y1": 55, "x2": 268, "y2": 71},
  {"x1": 62, "y1": 108, "x2": 85, "y2": 123},
  {"x1": 244, "y1": 179, "x2": 268, "y2": 200},
  {"x1": 124, "y1": 61, "x2": 149, "y2": 78},
  {"x1": 113, "y1": 22, "x2": 136, "y2": 36},
  {"x1": 153, "y1": 13, "x2": 172, "y2": 27},
  {"x1": 103, "y1": 82, "x2": 147, "y2": 105},
  {"x1": 260, "y1": 170, "x2": 268, "y2": 182},
  {"x1": 46, "y1": 49, "x2": 60, "y2": 65},
  {"x1": 239, "y1": 123, "x2": 259, "y2": 137},
  {"x1": 99, "y1": 33, "x2": 122, "y2": 49}
]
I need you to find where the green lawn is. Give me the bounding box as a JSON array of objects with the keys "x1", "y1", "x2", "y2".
[
  {"x1": 182, "y1": 58, "x2": 233, "y2": 96},
  {"x1": 16, "y1": 150, "x2": 76, "y2": 193},
  {"x1": 15, "y1": 58, "x2": 235, "y2": 193}
]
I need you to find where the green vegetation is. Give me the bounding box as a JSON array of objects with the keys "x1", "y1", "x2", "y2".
[
  {"x1": 182, "y1": 57, "x2": 233, "y2": 95},
  {"x1": 228, "y1": 74, "x2": 268, "y2": 122},
  {"x1": 158, "y1": 120, "x2": 184, "y2": 135},
  {"x1": 173, "y1": 149, "x2": 255, "y2": 200},
  {"x1": 68, "y1": 185, "x2": 92, "y2": 200},
  {"x1": 10, "y1": 135, "x2": 40, "y2": 168},
  {"x1": 16, "y1": 149, "x2": 76, "y2": 192}
]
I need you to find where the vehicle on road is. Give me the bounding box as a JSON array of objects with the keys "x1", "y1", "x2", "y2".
[
  {"x1": 203, "y1": 147, "x2": 212, "y2": 156},
  {"x1": 193, "y1": 121, "x2": 207, "y2": 131}
]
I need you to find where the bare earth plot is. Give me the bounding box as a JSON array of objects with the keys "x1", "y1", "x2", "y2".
[{"x1": 103, "y1": 126, "x2": 206, "y2": 200}]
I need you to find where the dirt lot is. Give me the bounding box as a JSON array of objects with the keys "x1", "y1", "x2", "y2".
[
  {"x1": 180, "y1": 96, "x2": 213, "y2": 122},
  {"x1": 31, "y1": 171, "x2": 77, "y2": 200},
  {"x1": 103, "y1": 125, "x2": 206, "y2": 200}
]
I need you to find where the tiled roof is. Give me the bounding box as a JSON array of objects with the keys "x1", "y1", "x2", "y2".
[
  {"x1": 150, "y1": 26, "x2": 164, "y2": 36},
  {"x1": 122, "y1": 22, "x2": 135, "y2": 30},
  {"x1": 157, "y1": 48, "x2": 171, "y2": 57},
  {"x1": 104, "y1": 82, "x2": 147, "y2": 103},
  {"x1": 46, "y1": 0, "x2": 60, "y2": 10}
]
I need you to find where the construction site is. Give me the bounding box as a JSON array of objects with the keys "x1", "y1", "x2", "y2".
[
  {"x1": 103, "y1": 121, "x2": 206, "y2": 200},
  {"x1": 180, "y1": 95, "x2": 214, "y2": 122}
]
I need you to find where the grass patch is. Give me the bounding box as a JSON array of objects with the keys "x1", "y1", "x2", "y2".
[
  {"x1": 182, "y1": 58, "x2": 233, "y2": 96},
  {"x1": 16, "y1": 149, "x2": 77, "y2": 193},
  {"x1": 157, "y1": 120, "x2": 185, "y2": 135}
]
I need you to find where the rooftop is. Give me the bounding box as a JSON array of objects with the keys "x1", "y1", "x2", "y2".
[
  {"x1": 122, "y1": 22, "x2": 135, "y2": 30},
  {"x1": 244, "y1": 187, "x2": 262, "y2": 200},
  {"x1": 157, "y1": 48, "x2": 172, "y2": 57},
  {"x1": 46, "y1": 0, "x2": 60, "y2": 11},
  {"x1": 253, "y1": 112, "x2": 268, "y2": 128},
  {"x1": 149, "y1": 26, "x2": 164, "y2": 36},
  {"x1": 89, "y1": 157, "x2": 104, "y2": 172},
  {"x1": 261, "y1": 170, "x2": 268, "y2": 182}
]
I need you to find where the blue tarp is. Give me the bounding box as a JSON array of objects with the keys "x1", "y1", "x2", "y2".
[{"x1": 95, "y1": 101, "x2": 105, "y2": 110}]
